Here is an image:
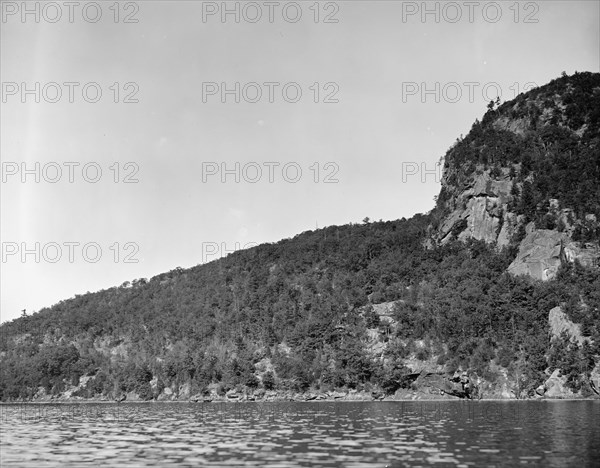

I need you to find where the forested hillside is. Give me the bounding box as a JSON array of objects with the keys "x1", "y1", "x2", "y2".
[{"x1": 1, "y1": 72, "x2": 599, "y2": 401}]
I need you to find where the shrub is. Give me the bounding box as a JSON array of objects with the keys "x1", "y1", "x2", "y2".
[
  {"x1": 245, "y1": 374, "x2": 259, "y2": 389},
  {"x1": 262, "y1": 371, "x2": 275, "y2": 390},
  {"x1": 415, "y1": 347, "x2": 430, "y2": 361}
]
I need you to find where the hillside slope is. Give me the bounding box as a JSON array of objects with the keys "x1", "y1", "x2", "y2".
[
  {"x1": 1, "y1": 72, "x2": 599, "y2": 402},
  {"x1": 431, "y1": 71, "x2": 600, "y2": 279}
]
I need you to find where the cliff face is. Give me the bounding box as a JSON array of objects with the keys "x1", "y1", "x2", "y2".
[
  {"x1": 435, "y1": 173, "x2": 599, "y2": 282},
  {"x1": 435, "y1": 168, "x2": 518, "y2": 247},
  {"x1": 507, "y1": 226, "x2": 600, "y2": 281},
  {"x1": 432, "y1": 72, "x2": 600, "y2": 281},
  {"x1": 427, "y1": 73, "x2": 600, "y2": 397}
]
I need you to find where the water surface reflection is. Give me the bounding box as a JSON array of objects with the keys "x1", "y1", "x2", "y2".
[{"x1": 1, "y1": 400, "x2": 598, "y2": 467}]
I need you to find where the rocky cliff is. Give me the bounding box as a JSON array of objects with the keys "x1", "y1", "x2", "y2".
[
  {"x1": 424, "y1": 73, "x2": 600, "y2": 399},
  {"x1": 432, "y1": 72, "x2": 600, "y2": 281},
  {"x1": 435, "y1": 168, "x2": 518, "y2": 246},
  {"x1": 507, "y1": 225, "x2": 599, "y2": 281}
]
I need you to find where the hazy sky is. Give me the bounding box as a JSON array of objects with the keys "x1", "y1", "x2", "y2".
[{"x1": 1, "y1": 0, "x2": 599, "y2": 323}]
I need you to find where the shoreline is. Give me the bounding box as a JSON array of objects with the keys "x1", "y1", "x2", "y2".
[{"x1": 2, "y1": 396, "x2": 598, "y2": 404}]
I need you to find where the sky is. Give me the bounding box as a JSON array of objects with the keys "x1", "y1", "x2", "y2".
[{"x1": 1, "y1": 0, "x2": 599, "y2": 324}]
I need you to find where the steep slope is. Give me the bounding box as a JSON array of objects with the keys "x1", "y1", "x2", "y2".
[
  {"x1": 431, "y1": 71, "x2": 600, "y2": 280},
  {"x1": 1, "y1": 72, "x2": 599, "y2": 402}
]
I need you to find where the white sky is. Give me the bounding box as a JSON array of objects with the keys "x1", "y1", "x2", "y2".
[{"x1": 1, "y1": 0, "x2": 599, "y2": 323}]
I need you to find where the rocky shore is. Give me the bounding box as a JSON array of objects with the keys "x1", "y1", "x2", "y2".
[
  {"x1": 8, "y1": 367, "x2": 598, "y2": 404},
  {"x1": 4, "y1": 391, "x2": 598, "y2": 404}
]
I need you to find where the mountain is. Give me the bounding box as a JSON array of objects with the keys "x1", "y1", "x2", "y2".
[{"x1": 2, "y1": 72, "x2": 599, "y2": 402}]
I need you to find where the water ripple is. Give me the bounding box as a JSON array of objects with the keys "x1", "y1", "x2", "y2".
[{"x1": 1, "y1": 401, "x2": 598, "y2": 467}]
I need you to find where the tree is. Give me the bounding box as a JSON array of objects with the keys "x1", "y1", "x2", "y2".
[{"x1": 262, "y1": 371, "x2": 275, "y2": 390}]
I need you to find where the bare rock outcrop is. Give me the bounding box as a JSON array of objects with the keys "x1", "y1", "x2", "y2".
[
  {"x1": 548, "y1": 306, "x2": 588, "y2": 346},
  {"x1": 437, "y1": 171, "x2": 515, "y2": 246},
  {"x1": 435, "y1": 166, "x2": 599, "y2": 282},
  {"x1": 507, "y1": 229, "x2": 566, "y2": 280},
  {"x1": 544, "y1": 369, "x2": 576, "y2": 398},
  {"x1": 563, "y1": 241, "x2": 600, "y2": 268},
  {"x1": 507, "y1": 228, "x2": 599, "y2": 281}
]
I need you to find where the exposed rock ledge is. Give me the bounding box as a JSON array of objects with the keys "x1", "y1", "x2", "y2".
[
  {"x1": 548, "y1": 306, "x2": 589, "y2": 346},
  {"x1": 508, "y1": 227, "x2": 599, "y2": 281},
  {"x1": 437, "y1": 171, "x2": 515, "y2": 246}
]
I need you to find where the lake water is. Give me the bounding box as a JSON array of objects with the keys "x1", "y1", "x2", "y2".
[{"x1": 1, "y1": 400, "x2": 598, "y2": 467}]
